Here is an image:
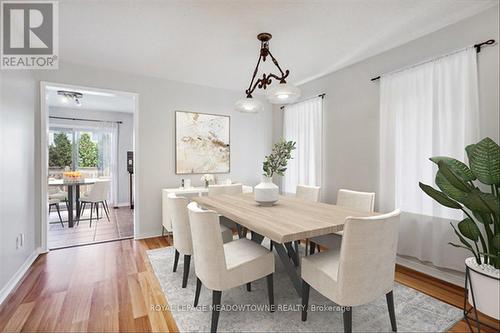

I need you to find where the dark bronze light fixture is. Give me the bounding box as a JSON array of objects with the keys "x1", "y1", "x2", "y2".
[{"x1": 235, "y1": 33, "x2": 300, "y2": 113}]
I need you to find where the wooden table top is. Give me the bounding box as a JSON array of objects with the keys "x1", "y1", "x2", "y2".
[{"x1": 192, "y1": 193, "x2": 378, "y2": 243}]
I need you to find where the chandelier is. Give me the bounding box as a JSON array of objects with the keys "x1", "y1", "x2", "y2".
[{"x1": 235, "y1": 33, "x2": 300, "y2": 113}]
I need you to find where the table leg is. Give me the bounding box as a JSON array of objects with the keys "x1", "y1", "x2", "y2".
[
  {"x1": 75, "y1": 185, "x2": 80, "y2": 220},
  {"x1": 67, "y1": 185, "x2": 74, "y2": 228},
  {"x1": 250, "y1": 231, "x2": 264, "y2": 244},
  {"x1": 285, "y1": 242, "x2": 300, "y2": 267},
  {"x1": 272, "y1": 241, "x2": 302, "y2": 297}
]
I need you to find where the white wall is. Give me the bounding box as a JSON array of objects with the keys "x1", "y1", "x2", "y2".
[
  {"x1": 48, "y1": 107, "x2": 134, "y2": 205},
  {"x1": 0, "y1": 62, "x2": 272, "y2": 294},
  {"x1": 274, "y1": 6, "x2": 499, "y2": 206},
  {"x1": 0, "y1": 71, "x2": 38, "y2": 294}
]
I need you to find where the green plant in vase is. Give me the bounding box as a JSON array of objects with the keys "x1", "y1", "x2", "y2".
[
  {"x1": 262, "y1": 139, "x2": 296, "y2": 178},
  {"x1": 419, "y1": 137, "x2": 500, "y2": 268},
  {"x1": 255, "y1": 139, "x2": 296, "y2": 206}
]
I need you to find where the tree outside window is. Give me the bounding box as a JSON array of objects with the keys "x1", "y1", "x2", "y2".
[
  {"x1": 78, "y1": 133, "x2": 99, "y2": 167},
  {"x1": 48, "y1": 132, "x2": 72, "y2": 168}
]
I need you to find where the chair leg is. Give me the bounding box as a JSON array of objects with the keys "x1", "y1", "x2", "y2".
[
  {"x1": 65, "y1": 199, "x2": 69, "y2": 212},
  {"x1": 301, "y1": 279, "x2": 310, "y2": 321},
  {"x1": 246, "y1": 282, "x2": 251, "y2": 292},
  {"x1": 343, "y1": 307, "x2": 352, "y2": 333},
  {"x1": 173, "y1": 249, "x2": 180, "y2": 272},
  {"x1": 102, "y1": 201, "x2": 111, "y2": 222},
  {"x1": 386, "y1": 291, "x2": 397, "y2": 332},
  {"x1": 194, "y1": 278, "x2": 202, "y2": 307},
  {"x1": 48, "y1": 204, "x2": 52, "y2": 214},
  {"x1": 270, "y1": 241, "x2": 273, "y2": 252},
  {"x1": 78, "y1": 202, "x2": 86, "y2": 226},
  {"x1": 96, "y1": 202, "x2": 100, "y2": 219},
  {"x1": 89, "y1": 202, "x2": 94, "y2": 227},
  {"x1": 211, "y1": 290, "x2": 222, "y2": 333},
  {"x1": 317, "y1": 244, "x2": 321, "y2": 253},
  {"x1": 266, "y1": 274, "x2": 274, "y2": 312},
  {"x1": 56, "y1": 204, "x2": 64, "y2": 227},
  {"x1": 309, "y1": 241, "x2": 316, "y2": 255},
  {"x1": 182, "y1": 255, "x2": 191, "y2": 288}
]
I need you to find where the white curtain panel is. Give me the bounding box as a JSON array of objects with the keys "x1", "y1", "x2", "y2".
[
  {"x1": 379, "y1": 47, "x2": 479, "y2": 271},
  {"x1": 282, "y1": 97, "x2": 323, "y2": 195},
  {"x1": 96, "y1": 122, "x2": 119, "y2": 206}
]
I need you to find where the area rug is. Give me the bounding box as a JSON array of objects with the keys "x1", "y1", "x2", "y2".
[{"x1": 147, "y1": 244, "x2": 462, "y2": 332}]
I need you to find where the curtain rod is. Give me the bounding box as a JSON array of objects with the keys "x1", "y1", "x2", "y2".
[
  {"x1": 370, "y1": 39, "x2": 495, "y2": 82},
  {"x1": 280, "y1": 93, "x2": 325, "y2": 110},
  {"x1": 49, "y1": 116, "x2": 122, "y2": 124}
]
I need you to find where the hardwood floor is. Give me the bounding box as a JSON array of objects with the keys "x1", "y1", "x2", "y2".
[
  {"x1": 48, "y1": 207, "x2": 134, "y2": 249},
  {"x1": 0, "y1": 237, "x2": 498, "y2": 332}
]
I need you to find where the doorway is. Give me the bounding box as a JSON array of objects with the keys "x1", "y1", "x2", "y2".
[{"x1": 40, "y1": 82, "x2": 139, "y2": 250}]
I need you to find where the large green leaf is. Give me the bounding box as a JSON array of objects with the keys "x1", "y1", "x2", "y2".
[
  {"x1": 419, "y1": 182, "x2": 462, "y2": 209},
  {"x1": 430, "y1": 156, "x2": 476, "y2": 181},
  {"x1": 492, "y1": 234, "x2": 500, "y2": 251},
  {"x1": 435, "y1": 171, "x2": 467, "y2": 202},
  {"x1": 437, "y1": 161, "x2": 472, "y2": 192},
  {"x1": 462, "y1": 189, "x2": 500, "y2": 215},
  {"x1": 458, "y1": 218, "x2": 480, "y2": 242},
  {"x1": 468, "y1": 137, "x2": 500, "y2": 185}
]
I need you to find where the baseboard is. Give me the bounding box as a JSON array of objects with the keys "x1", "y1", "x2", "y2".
[
  {"x1": 134, "y1": 231, "x2": 164, "y2": 240},
  {"x1": 114, "y1": 202, "x2": 132, "y2": 208},
  {"x1": 396, "y1": 256, "x2": 465, "y2": 287},
  {"x1": 0, "y1": 247, "x2": 42, "y2": 305}
]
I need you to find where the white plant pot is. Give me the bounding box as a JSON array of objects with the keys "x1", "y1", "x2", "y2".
[
  {"x1": 465, "y1": 257, "x2": 500, "y2": 320},
  {"x1": 254, "y1": 176, "x2": 279, "y2": 206}
]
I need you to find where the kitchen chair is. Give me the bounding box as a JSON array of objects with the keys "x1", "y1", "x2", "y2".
[
  {"x1": 301, "y1": 209, "x2": 401, "y2": 333},
  {"x1": 78, "y1": 180, "x2": 111, "y2": 227},
  {"x1": 167, "y1": 193, "x2": 233, "y2": 288},
  {"x1": 49, "y1": 198, "x2": 64, "y2": 227},
  {"x1": 187, "y1": 201, "x2": 275, "y2": 333}
]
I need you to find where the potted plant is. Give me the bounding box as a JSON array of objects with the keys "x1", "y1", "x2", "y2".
[
  {"x1": 254, "y1": 139, "x2": 296, "y2": 206},
  {"x1": 419, "y1": 137, "x2": 499, "y2": 320}
]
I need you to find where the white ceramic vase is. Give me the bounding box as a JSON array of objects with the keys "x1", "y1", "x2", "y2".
[
  {"x1": 254, "y1": 176, "x2": 279, "y2": 206},
  {"x1": 465, "y1": 257, "x2": 500, "y2": 320}
]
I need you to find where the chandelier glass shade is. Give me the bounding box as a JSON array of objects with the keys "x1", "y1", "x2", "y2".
[
  {"x1": 266, "y1": 82, "x2": 301, "y2": 104},
  {"x1": 236, "y1": 33, "x2": 300, "y2": 113},
  {"x1": 234, "y1": 97, "x2": 264, "y2": 113}
]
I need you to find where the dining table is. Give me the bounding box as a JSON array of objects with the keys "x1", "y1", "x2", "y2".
[
  {"x1": 192, "y1": 193, "x2": 377, "y2": 297},
  {"x1": 48, "y1": 178, "x2": 97, "y2": 227}
]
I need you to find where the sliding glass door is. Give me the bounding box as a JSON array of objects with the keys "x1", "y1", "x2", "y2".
[{"x1": 48, "y1": 125, "x2": 118, "y2": 204}]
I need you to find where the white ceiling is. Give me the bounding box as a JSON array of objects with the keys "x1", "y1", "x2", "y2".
[
  {"x1": 47, "y1": 85, "x2": 135, "y2": 112},
  {"x1": 59, "y1": 0, "x2": 498, "y2": 91}
]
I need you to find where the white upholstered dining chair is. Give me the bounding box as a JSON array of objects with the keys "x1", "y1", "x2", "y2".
[
  {"x1": 296, "y1": 184, "x2": 321, "y2": 202},
  {"x1": 187, "y1": 202, "x2": 275, "y2": 333},
  {"x1": 78, "y1": 180, "x2": 111, "y2": 227},
  {"x1": 301, "y1": 209, "x2": 401, "y2": 333},
  {"x1": 208, "y1": 183, "x2": 243, "y2": 196},
  {"x1": 208, "y1": 183, "x2": 243, "y2": 235},
  {"x1": 280, "y1": 185, "x2": 321, "y2": 255},
  {"x1": 167, "y1": 193, "x2": 233, "y2": 288},
  {"x1": 310, "y1": 189, "x2": 375, "y2": 253}
]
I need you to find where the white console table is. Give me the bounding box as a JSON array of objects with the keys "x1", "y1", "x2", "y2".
[{"x1": 161, "y1": 185, "x2": 252, "y2": 232}]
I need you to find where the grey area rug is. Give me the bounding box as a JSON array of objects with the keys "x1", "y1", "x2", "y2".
[{"x1": 147, "y1": 244, "x2": 462, "y2": 332}]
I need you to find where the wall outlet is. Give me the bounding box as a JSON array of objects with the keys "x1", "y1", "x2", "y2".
[{"x1": 15, "y1": 233, "x2": 24, "y2": 249}]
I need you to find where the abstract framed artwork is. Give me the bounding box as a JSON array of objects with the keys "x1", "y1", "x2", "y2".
[{"x1": 175, "y1": 111, "x2": 230, "y2": 174}]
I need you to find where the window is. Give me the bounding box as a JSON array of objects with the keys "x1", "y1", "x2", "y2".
[
  {"x1": 282, "y1": 96, "x2": 323, "y2": 195},
  {"x1": 379, "y1": 47, "x2": 479, "y2": 219}
]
